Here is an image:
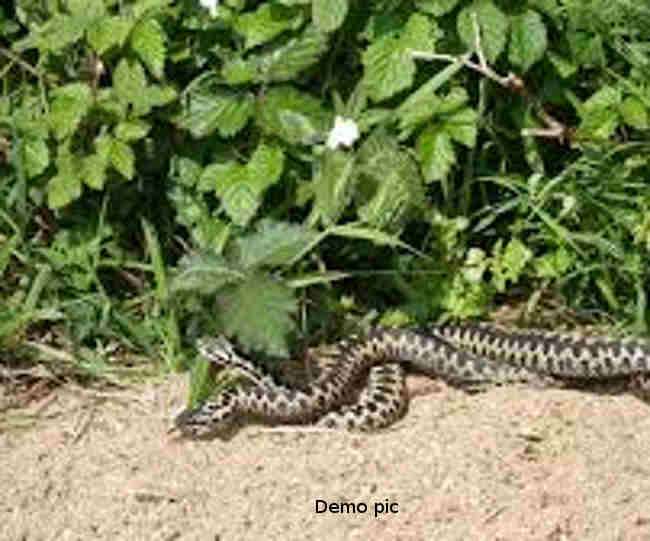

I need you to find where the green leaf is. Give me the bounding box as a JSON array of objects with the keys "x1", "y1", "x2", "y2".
[
  {"x1": 578, "y1": 86, "x2": 622, "y2": 139},
  {"x1": 417, "y1": 126, "x2": 456, "y2": 182},
  {"x1": 257, "y1": 26, "x2": 329, "y2": 82},
  {"x1": 444, "y1": 107, "x2": 478, "y2": 147},
  {"x1": 202, "y1": 144, "x2": 284, "y2": 226},
  {"x1": 355, "y1": 132, "x2": 424, "y2": 230},
  {"x1": 234, "y1": 4, "x2": 303, "y2": 49},
  {"x1": 110, "y1": 139, "x2": 135, "y2": 180},
  {"x1": 130, "y1": 18, "x2": 167, "y2": 78},
  {"x1": 508, "y1": 10, "x2": 547, "y2": 72},
  {"x1": 362, "y1": 27, "x2": 415, "y2": 103},
  {"x1": 21, "y1": 137, "x2": 49, "y2": 179},
  {"x1": 416, "y1": 0, "x2": 461, "y2": 16},
  {"x1": 620, "y1": 97, "x2": 649, "y2": 130},
  {"x1": 534, "y1": 247, "x2": 574, "y2": 278},
  {"x1": 140, "y1": 85, "x2": 177, "y2": 112},
  {"x1": 217, "y1": 274, "x2": 297, "y2": 357},
  {"x1": 221, "y1": 58, "x2": 258, "y2": 85},
  {"x1": 236, "y1": 220, "x2": 322, "y2": 269},
  {"x1": 457, "y1": 0, "x2": 508, "y2": 63},
  {"x1": 34, "y1": 14, "x2": 85, "y2": 52},
  {"x1": 256, "y1": 86, "x2": 331, "y2": 144},
  {"x1": 176, "y1": 87, "x2": 254, "y2": 138},
  {"x1": 82, "y1": 150, "x2": 108, "y2": 190},
  {"x1": 47, "y1": 173, "x2": 82, "y2": 209},
  {"x1": 113, "y1": 59, "x2": 148, "y2": 105},
  {"x1": 490, "y1": 238, "x2": 533, "y2": 292},
  {"x1": 114, "y1": 120, "x2": 151, "y2": 141},
  {"x1": 221, "y1": 183, "x2": 261, "y2": 226},
  {"x1": 246, "y1": 144, "x2": 285, "y2": 193},
  {"x1": 313, "y1": 0, "x2": 348, "y2": 32},
  {"x1": 49, "y1": 83, "x2": 93, "y2": 140},
  {"x1": 310, "y1": 150, "x2": 356, "y2": 226},
  {"x1": 67, "y1": 0, "x2": 106, "y2": 18},
  {"x1": 171, "y1": 253, "x2": 243, "y2": 295},
  {"x1": 87, "y1": 15, "x2": 133, "y2": 54},
  {"x1": 441, "y1": 274, "x2": 491, "y2": 318}
]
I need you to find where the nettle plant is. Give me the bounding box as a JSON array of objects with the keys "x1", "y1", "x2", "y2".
[{"x1": 2, "y1": 0, "x2": 650, "y2": 359}]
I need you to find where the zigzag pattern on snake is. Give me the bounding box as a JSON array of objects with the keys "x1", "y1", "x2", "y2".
[{"x1": 173, "y1": 324, "x2": 650, "y2": 439}]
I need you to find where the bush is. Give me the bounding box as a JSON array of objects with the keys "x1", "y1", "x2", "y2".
[{"x1": 1, "y1": 0, "x2": 650, "y2": 376}]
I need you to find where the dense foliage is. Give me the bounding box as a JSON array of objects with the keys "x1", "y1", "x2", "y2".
[{"x1": 2, "y1": 0, "x2": 650, "y2": 384}]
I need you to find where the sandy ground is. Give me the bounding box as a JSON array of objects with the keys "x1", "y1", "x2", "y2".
[{"x1": 3, "y1": 374, "x2": 650, "y2": 541}]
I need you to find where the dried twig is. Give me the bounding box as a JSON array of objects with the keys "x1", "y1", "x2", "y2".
[{"x1": 410, "y1": 12, "x2": 570, "y2": 143}]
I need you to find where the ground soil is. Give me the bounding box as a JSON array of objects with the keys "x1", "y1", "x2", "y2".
[{"x1": 3, "y1": 373, "x2": 650, "y2": 541}]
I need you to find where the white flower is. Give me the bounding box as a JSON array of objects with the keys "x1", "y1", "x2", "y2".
[
  {"x1": 326, "y1": 116, "x2": 360, "y2": 149},
  {"x1": 199, "y1": 0, "x2": 219, "y2": 17}
]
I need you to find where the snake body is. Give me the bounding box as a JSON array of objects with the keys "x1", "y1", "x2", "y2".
[
  {"x1": 432, "y1": 323, "x2": 650, "y2": 378},
  {"x1": 174, "y1": 326, "x2": 546, "y2": 438},
  {"x1": 173, "y1": 325, "x2": 650, "y2": 439}
]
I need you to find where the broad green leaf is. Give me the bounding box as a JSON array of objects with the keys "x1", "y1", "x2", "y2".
[
  {"x1": 140, "y1": 85, "x2": 177, "y2": 112},
  {"x1": 310, "y1": 150, "x2": 356, "y2": 226},
  {"x1": 67, "y1": 0, "x2": 106, "y2": 18},
  {"x1": 203, "y1": 145, "x2": 284, "y2": 227},
  {"x1": 20, "y1": 137, "x2": 49, "y2": 178},
  {"x1": 234, "y1": 4, "x2": 303, "y2": 49},
  {"x1": 256, "y1": 86, "x2": 331, "y2": 144},
  {"x1": 114, "y1": 120, "x2": 151, "y2": 141},
  {"x1": 257, "y1": 26, "x2": 329, "y2": 82},
  {"x1": 236, "y1": 220, "x2": 322, "y2": 269},
  {"x1": 416, "y1": 0, "x2": 461, "y2": 16},
  {"x1": 87, "y1": 15, "x2": 133, "y2": 54},
  {"x1": 620, "y1": 97, "x2": 649, "y2": 130},
  {"x1": 355, "y1": 132, "x2": 425, "y2": 230},
  {"x1": 202, "y1": 162, "x2": 248, "y2": 194},
  {"x1": 313, "y1": 0, "x2": 348, "y2": 32},
  {"x1": 417, "y1": 125, "x2": 455, "y2": 182},
  {"x1": 217, "y1": 274, "x2": 297, "y2": 357},
  {"x1": 246, "y1": 144, "x2": 285, "y2": 193},
  {"x1": 221, "y1": 58, "x2": 258, "y2": 85},
  {"x1": 130, "y1": 18, "x2": 167, "y2": 78},
  {"x1": 535, "y1": 248, "x2": 574, "y2": 278},
  {"x1": 171, "y1": 253, "x2": 243, "y2": 295},
  {"x1": 362, "y1": 14, "x2": 438, "y2": 102},
  {"x1": 441, "y1": 274, "x2": 491, "y2": 317},
  {"x1": 48, "y1": 174, "x2": 82, "y2": 209},
  {"x1": 444, "y1": 107, "x2": 478, "y2": 147},
  {"x1": 457, "y1": 1, "x2": 508, "y2": 63},
  {"x1": 490, "y1": 238, "x2": 533, "y2": 292},
  {"x1": 221, "y1": 182, "x2": 260, "y2": 226},
  {"x1": 397, "y1": 92, "x2": 443, "y2": 138},
  {"x1": 578, "y1": 86, "x2": 622, "y2": 139},
  {"x1": 49, "y1": 83, "x2": 92, "y2": 140},
  {"x1": 110, "y1": 139, "x2": 135, "y2": 180},
  {"x1": 176, "y1": 87, "x2": 254, "y2": 138},
  {"x1": 548, "y1": 52, "x2": 577, "y2": 78},
  {"x1": 132, "y1": 0, "x2": 172, "y2": 19},
  {"x1": 35, "y1": 14, "x2": 85, "y2": 52},
  {"x1": 508, "y1": 10, "x2": 547, "y2": 72},
  {"x1": 113, "y1": 59, "x2": 148, "y2": 105},
  {"x1": 362, "y1": 30, "x2": 414, "y2": 103},
  {"x1": 82, "y1": 153, "x2": 108, "y2": 190}
]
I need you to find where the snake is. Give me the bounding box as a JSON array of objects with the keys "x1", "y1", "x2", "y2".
[
  {"x1": 172, "y1": 325, "x2": 650, "y2": 439},
  {"x1": 173, "y1": 324, "x2": 650, "y2": 439}
]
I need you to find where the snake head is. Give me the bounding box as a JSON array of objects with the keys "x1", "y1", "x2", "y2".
[
  {"x1": 172, "y1": 391, "x2": 240, "y2": 440},
  {"x1": 196, "y1": 335, "x2": 241, "y2": 365}
]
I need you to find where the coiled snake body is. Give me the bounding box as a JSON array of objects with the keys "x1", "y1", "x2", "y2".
[{"x1": 174, "y1": 324, "x2": 650, "y2": 439}]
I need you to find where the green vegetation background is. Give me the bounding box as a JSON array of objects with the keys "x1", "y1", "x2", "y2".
[{"x1": 2, "y1": 0, "x2": 650, "y2": 398}]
